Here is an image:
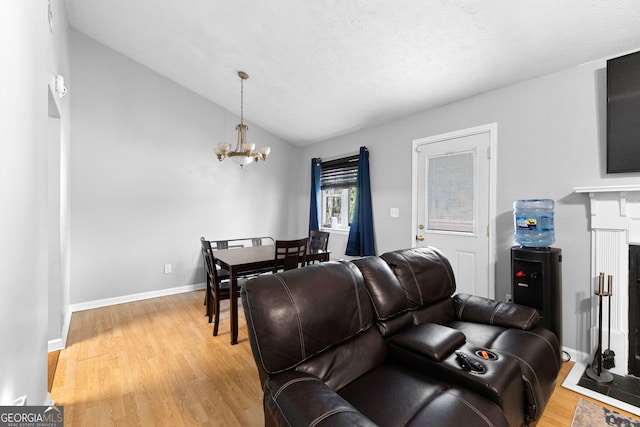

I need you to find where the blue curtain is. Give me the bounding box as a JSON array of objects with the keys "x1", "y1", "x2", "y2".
[
  {"x1": 346, "y1": 147, "x2": 375, "y2": 256},
  {"x1": 308, "y1": 158, "x2": 321, "y2": 233}
]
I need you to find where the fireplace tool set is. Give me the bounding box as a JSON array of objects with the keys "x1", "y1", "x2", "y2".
[{"x1": 586, "y1": 272, "x2": 615, "y2": 383}]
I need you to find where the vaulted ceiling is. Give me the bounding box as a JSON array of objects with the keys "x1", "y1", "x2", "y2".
[{"x1": 64, "y1": 0, "x2": 640, "y2": 146}]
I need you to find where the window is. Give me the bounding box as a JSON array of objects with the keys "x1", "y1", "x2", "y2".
[{"x1": 320, "y1": 155, "x2": 358, "y2": 230}]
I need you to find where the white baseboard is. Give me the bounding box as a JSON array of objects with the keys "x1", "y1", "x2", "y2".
[
  {"x1": 48, "y1": 338, "x2": 64, "y2": 352},
  {"x1": 48, "y1": 309, "x2": 72, "y2": 352},
  {"x1": 47, "y1": 283, "x2": 205, "y2": 351},
  {"x1": 69, "y1": 282, "x2": 206, "y2": 313},
  {"x1": 561, "y1": 346, "x2": 590, "y2": 364},
  {"x1": 44, "y1": 392, "x2": 54, "y2": 406}
]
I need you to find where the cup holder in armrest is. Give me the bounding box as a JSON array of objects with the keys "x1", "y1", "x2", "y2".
[{"x1": 474, "y1": 349, "x2": 498, "y2": 361}]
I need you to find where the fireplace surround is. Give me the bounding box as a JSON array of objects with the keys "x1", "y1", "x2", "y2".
[{"x1": 574, "y1": 185, "x2": 640, "y2": 378}]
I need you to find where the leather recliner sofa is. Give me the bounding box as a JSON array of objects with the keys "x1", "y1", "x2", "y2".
[{"x1": 242, "y1": 247, "x2": 561, "y2": 427}]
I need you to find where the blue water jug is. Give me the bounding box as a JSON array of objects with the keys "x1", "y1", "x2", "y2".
[{"x1": 513, "y1": 199, "x2": 555, "y2": 247}]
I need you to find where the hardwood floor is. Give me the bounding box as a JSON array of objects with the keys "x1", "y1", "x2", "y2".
[
  {"x1": 51, "y1": 290, "x2": 637, "y2": 426},
  {"x1": 51, "y1": 291, "x2": 263, "y2": 426}
]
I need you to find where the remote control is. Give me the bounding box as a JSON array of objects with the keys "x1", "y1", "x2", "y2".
[{"x1": 455, "y1": 351, "x2": 486, "y2": 373}]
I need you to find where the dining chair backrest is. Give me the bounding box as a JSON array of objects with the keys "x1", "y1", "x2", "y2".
[
  {"x1": 200, "y1": 238, "x2": 220, "y2": 285},
  {"x1": 251, "y1": 236, "x2": 275, "y2": 247},
  {"x1": 213, "y1": 236, "x2": 274, "y2": 250},
  {"x1": 308, "y1": 230, "x2": 330, "y2": 251},
  {"x1": 274, "y1": 238, "x2": 309, "y2": 271},
  {"x1": 213, "y1": 240, "x2": 229, "y2": 250},
  {"x1": 200, "y1": 237, "x2": 232, "y2": 336}
]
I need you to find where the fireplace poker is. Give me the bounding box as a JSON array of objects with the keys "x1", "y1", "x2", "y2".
[
  {"x1": 586, "y1": 273, "x2": 613, "y2": 383},
  {"x1": 603, "y1": 274, "x2": 616, "y2": 369}
]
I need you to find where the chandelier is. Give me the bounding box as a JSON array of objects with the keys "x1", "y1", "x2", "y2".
[{"x1": 215, "y1": 71, "x2": 270, "y2": 167}]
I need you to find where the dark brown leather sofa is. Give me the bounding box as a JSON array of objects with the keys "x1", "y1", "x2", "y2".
[{"x1": 242, "y1": 247, "x2": 561, "y2": 427}]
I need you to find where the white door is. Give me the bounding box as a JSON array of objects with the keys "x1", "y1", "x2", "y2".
[{"x1": 412, "y1": 124, "x2": 496, "y2": 299}]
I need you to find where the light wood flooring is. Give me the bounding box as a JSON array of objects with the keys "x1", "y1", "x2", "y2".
[{"x1": 51, "y1": 290, "x2": 638, "y2": 426}]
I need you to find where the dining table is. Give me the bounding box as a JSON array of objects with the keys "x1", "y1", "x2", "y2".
[{"x1": 213, "y1": 244, "x2": 330, "y2": 344}]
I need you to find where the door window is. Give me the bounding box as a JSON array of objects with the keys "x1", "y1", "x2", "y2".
[{"x1": 427, "y1": 151, "x2": 475, "y2": 234}]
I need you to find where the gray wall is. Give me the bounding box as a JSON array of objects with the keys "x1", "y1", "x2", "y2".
[
  {"x1": 69, "y1": 30, "x2": 300, "y2": 304},
  {"x1": 298, "y1": 56, "x2": 640, "y2": 354}
]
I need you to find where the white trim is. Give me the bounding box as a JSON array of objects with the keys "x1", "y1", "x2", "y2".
[
  {"x1": 411, "y1": 123, "x2": 498, "y2": 299},
  {"x1": 70, "y1": 283, "x2": 206, "y2": 313},
  {"x1": 48, "y1": 339, "x2": 64, "y2": 352},
  {"x1": 574, "y1": 185, "x2": 640, "y2": 194},
  {"x1": 320, "y1": 226, "x2": 350, "y2": 235},
  {"x1": 48, "y1": 309, "x2": 72, "y2": 351},
  {"x1": 44, "y1": 393, "x2": 54, "y2": 407},
  {"x1": 562, "y1": 346, "x2": 590, "y2": 365}
]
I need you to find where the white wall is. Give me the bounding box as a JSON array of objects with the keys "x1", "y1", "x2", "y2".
[
  {"x1": 298, "y1": 54, "x2": 640, "y2": 355},
  {"x1": 0, "y1": 1, "x2": 49, "y2": 405},
  {"x1": 69, "y1": 30, "x2": 299, "y2": 304}
]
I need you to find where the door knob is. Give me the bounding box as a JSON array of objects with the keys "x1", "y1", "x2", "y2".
[{"x1": 416, "y1": 235, "x2": 425, "y2": 241}]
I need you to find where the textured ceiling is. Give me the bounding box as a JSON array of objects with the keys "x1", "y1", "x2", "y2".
[{"x1": 64, "y1": 0, "x2": 640, "y2": 146}]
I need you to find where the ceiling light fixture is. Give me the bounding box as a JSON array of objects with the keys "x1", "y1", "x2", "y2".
[{"x1": 215, "y1": 71, "x2": 270, "y2": 167}]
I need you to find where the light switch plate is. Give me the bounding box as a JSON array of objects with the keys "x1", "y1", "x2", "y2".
[{"x1": 390, "y1": 208, "x2": 400, "y2": 218}]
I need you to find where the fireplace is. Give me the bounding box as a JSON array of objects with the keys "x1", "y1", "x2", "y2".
[
  {"x1": 574, "y1": 185, "x2": 640, "y2": 378},
  {"x1": 629, "y1": 246, "x2": 640, "y2": 377}
]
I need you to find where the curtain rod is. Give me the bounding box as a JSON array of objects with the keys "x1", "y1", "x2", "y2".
[{"x1": 317, "y1": 149, "x2": 361, "y2": 163}]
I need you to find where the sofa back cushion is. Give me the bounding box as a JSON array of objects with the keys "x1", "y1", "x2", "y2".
[
  {"x1": 352, "y1": 256, "x2": 414, "y2": 335},
  {"x1": 243, "y1": 261, "x2": 376, "y2": 377},
  {"x1": 296, "y1": 327, "x2": 388, "y2": 391},
  {"x1": 381, "y1": 247, "x2": 456, "y2": 308}
]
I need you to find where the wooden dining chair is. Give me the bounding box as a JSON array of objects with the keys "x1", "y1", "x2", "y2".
[
  {"x1": 274, "y1": 238, "x2": 308, "y2": 272},
  {"x1": 251, "y1": 236, "x2": 275, "y2": 247},
  {"x1": 200, "y1": 237, "x2": 230, "y2": 311},
  {"x1": 213, "y1": 240, "x2": 230, "y2": 249},
  {"x1": 307, "y1": 230, "x2": 330, "y2": 265},
  {"x1": 200, "y1": 238, "x2": 231, "y2": 336}
]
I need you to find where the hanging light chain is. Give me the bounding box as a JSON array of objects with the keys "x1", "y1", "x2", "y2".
[{"x1": 240, "y1": 75, "x2": 244, "y2": 125}]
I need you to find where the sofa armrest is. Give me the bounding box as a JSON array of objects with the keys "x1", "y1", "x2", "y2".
[
  {"x1": 264, "y1": 371, "x2": 377, "y2": 427},
  {"x1": 453, "y1": 294, "x2": 539, "y2": 330},
  {"x1": 387, "y1": 323, "x2": 465, "y2": 362}
]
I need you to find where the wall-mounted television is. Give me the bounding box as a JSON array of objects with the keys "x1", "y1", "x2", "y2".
[{"x1": 607, "y1": 50, "x2": 640, "y2": 173}]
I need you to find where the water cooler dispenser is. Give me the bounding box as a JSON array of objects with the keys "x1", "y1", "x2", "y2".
[
  {"x1": 511, "y1": 247, "x2": 563, "y2": 345},
  {"x1": 511, "y1": 199, "x2": 562, "y2": 345}
]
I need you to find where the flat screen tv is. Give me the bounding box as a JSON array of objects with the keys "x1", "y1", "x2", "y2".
[{"x1": 607, "y1": 50, "x2": 640, "y2": 173}]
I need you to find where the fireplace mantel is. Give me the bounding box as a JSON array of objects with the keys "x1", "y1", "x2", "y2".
[
  {"x1": 575, "y1": 185, "x2": 640, "y2": 244},
  {"x1": 575, "y1": 185, "x2": 640, "y2": 193},
  {"x1": 574, "y1": 185, "x2": 639, "y2": 376}
]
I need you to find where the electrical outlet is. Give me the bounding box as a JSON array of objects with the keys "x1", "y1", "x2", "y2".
[
  {"x1": 505, "y1": 294, "x2": 512, "y2": 303},
  {"x1": 164, "y1": 264, "x2": 172, "y2": 274}
]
